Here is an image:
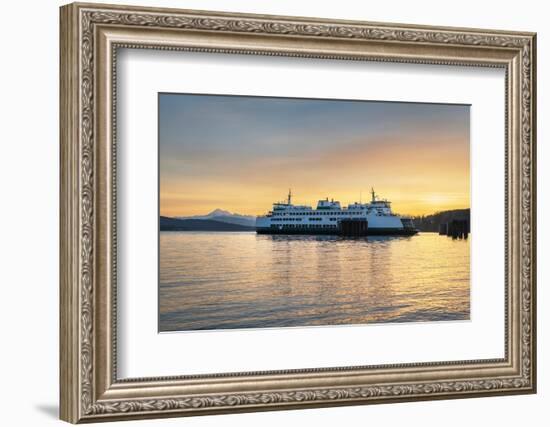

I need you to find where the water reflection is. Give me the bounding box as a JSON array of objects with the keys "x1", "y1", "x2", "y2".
[{"x1": 159, "y1": 232, "x2": 470, "y2": 331}]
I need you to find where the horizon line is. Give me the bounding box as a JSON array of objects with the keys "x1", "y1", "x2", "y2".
[{"x1": 161, "y1": 206, "x2": 471, "y2": 219}]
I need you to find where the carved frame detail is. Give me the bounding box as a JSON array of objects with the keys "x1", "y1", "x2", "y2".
[{"x1": 60, "y1": 2, "x2": 536, "y2": 423}]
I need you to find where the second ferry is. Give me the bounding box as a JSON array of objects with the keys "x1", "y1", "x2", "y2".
[{"x1": 256, "y1": 189, "x2": 418, "y2": 236}]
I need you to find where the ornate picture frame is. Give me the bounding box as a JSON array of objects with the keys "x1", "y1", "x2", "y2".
[{"x1": 60, "y1": 2, "x2": 536, "y2": 423}]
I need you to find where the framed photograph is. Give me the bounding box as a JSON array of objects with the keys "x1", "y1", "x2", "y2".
[{"x1": 60, "y1": 2, "x2": 537, "y2": 423}]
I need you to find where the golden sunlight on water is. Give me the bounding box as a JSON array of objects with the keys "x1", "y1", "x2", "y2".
[{"x1": 159, "y1": 232, "x2": 470, "y2": 332}]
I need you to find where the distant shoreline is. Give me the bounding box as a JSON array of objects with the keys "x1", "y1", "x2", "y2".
[
  {"x1": 160, "y1": 216, "x2": 255, "y2": 232},
  {"x1": 161, "y1": 230, "x2": 255, "y2": 233}
]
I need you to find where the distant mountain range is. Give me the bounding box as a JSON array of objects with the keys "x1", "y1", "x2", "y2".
[
  {"x1": 160, "y1": 216, "x2": 256, "y2": 232},
  {"x1": 176, "y1": 209, "x2": 256, "y2": 227},
  {"x1": 412, "y1": 209, "x2": 470, "y2": 232}
]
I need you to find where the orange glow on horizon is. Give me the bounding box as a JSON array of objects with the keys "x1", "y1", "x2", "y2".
[
  {"x1": 160, "y1": 187, "x2": 470, "y2": 218},
  {"x1": 160, "y1": 136, "x2": 470, "y2": 217}
]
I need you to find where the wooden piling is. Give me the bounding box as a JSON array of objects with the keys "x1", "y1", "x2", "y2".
[{"x1": 444, "y1": 219, "x2": 469, "y2": 239}]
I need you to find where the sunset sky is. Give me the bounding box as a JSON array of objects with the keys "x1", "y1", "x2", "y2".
[{"x1": 159, "y1": 93, "x2": 470, "y2": 217}]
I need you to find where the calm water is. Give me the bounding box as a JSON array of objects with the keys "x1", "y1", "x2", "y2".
[{"x1": 159, "y1": 232, "x2": 470, "y2": 332}]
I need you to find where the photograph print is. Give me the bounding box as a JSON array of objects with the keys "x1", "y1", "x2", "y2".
[{"x1": 159, "y1": 93, "x2": 470, "y2": 332}]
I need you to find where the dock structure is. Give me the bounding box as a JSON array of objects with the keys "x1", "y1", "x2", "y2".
[
  {"x1": 442, "y1": 219, "x2": 469, "y2": 239},
  {"x1": 338, "y1": 219, "x2": 369, "y2": 236}
]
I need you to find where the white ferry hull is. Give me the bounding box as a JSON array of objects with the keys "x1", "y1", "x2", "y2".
[
  {"x1": 256, "y1": 215, "x2": 417, "y2": 236},
  {"x1": 255, "y1": 226, "x2": 417, "y2": 236}
]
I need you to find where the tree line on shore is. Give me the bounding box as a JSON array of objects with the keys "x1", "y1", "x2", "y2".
[{"x1": 411, "y1": 208, "x2": 470, "y2": 232}]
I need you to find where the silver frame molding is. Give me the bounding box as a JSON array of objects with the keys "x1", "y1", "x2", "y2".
[{"x1": 60, "y1": 2, "x2": 537, "y2": 423}]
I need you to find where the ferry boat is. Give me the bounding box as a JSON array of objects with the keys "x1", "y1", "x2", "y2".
[{"x1": 256, "y1": 189, "x2": 418, "y2": 236}]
